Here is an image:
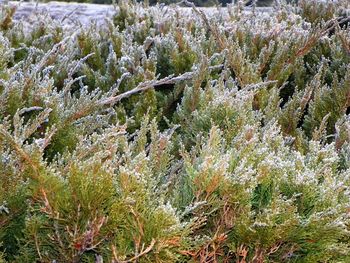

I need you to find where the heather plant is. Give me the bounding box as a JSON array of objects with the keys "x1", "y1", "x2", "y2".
[{"x1": 1, "y1": 0, "x2": 350, "y2": 262}]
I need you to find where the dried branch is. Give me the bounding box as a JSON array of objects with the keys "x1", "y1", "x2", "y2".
[
  {"x1": 99, "y1": 64, "x2": 275, "y2": 107},
  {"x1": 123, "y1": 239, "x2": 156, "y2": 263},
  {"x1": 18, "y1": 106, "x2": 44, "y2": 115},
  {"x1": 99, "y1": 64, "x2": 223, "y2": 106}
]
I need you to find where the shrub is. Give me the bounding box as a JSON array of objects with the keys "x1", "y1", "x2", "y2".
[{"x1": 1, "y1": 0, "x2": 350, "y2": 261}]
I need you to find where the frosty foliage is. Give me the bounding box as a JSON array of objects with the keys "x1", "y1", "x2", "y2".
[{"x1": 1, "y1": 0, "x2": 350, "y2": 262}]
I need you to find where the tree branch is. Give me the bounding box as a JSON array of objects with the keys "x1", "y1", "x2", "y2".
[{"x1": 99, "y1": 64, "x2": 225, "y2": 106}]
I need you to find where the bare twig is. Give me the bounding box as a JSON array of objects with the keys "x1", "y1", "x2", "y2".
[
  {"x1": 99, "y1": 63, "x2": 276, "y2": 106},
  {"x1": 99, "y1": 68, "x2": 204, "y2": 106},
  {"x1": 18, "y1": 106, "x2": 44, "y2": 115},
  {"x1": 123, "y1": 239, "x2": 156, "y2": 263}
]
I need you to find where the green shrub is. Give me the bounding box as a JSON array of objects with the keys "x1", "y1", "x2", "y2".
[{"x1": 1, "y1": 0, "x2": 350, "y2": 261}]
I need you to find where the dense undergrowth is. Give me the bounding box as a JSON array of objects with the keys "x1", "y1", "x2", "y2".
[{"x1": 1, "y1": 0, "x2": 350, "y2": 262}]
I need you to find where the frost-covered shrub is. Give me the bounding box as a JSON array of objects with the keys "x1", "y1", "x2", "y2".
[{"x1": 1, "y1": 0, "x2": 350, "y2": 262}]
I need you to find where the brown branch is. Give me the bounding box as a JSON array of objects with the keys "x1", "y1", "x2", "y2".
[
  {"x1": 99, "y1": 65, "x2": 276, "y2": 107},
  {"x1": 99, "y1": 63, "x2": 224, "y2": 106},
  {"x1": 99, "y1": 71, "x2": 194, "y2": 106},
  {"x1": 123, "y1": 239, "x2": 156, "y2": 263},
  {"x1": 112, "y1": 239, "x2": 157, "y2": 263}
]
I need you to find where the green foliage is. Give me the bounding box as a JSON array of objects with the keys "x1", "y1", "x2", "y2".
[{"x1": 1, "y1": 0, "x2": 350, "y2": 261}]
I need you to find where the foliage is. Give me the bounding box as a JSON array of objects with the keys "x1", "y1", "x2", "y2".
[
  {"x1": 1, "y1": 0, "x2": 350, "y2": 262},
  {"x1": 20, "y1": 0, "x2": 294, "y2": 7}
]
